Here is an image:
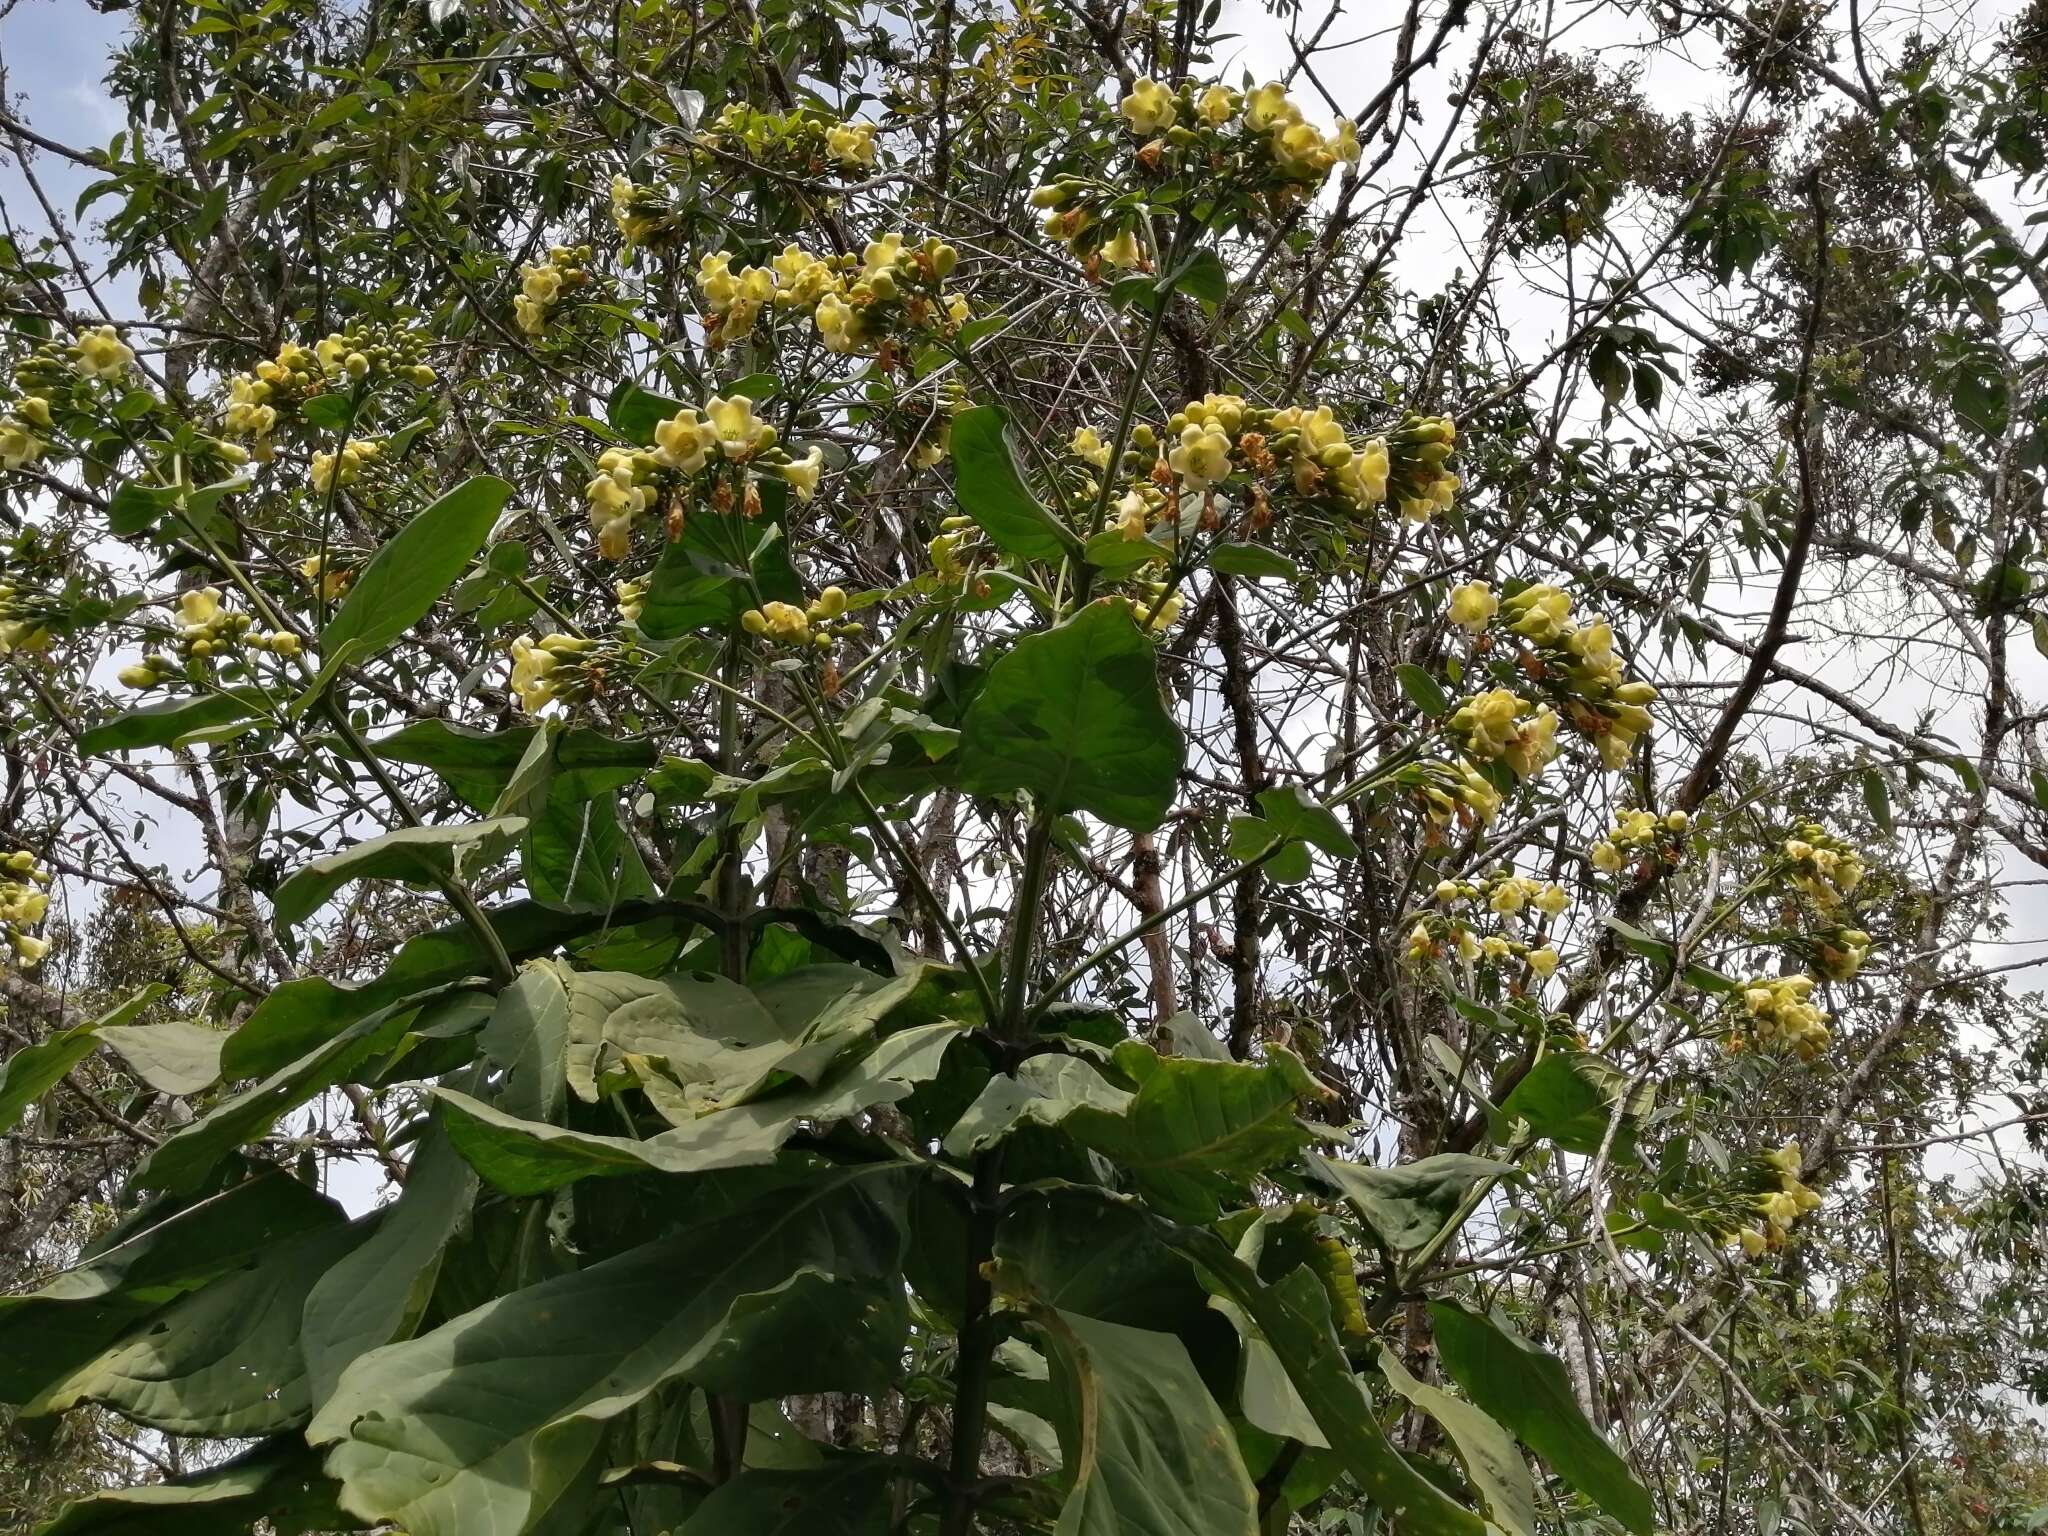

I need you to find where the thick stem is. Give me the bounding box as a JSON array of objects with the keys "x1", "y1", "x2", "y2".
[{"x1": 941, "y1": 1152, "x2": 1003, "y2": 1536}]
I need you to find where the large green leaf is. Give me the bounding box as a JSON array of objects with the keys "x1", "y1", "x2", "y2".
[
  {"x1": 311, "y1": 1164, "x2": 916, "y2": 1536},
  {"x1": 958, "y1": 601, "x2": 1183, "y2": 831},
  {"x1": 35, "y1": 1437, "x2": 351, "y2": 1536},
  {"x1": 993, "y1": 1189, "x2": 1210, "y2": 1331},
  {"x1": 1069, "y1": 1043, "x2": 1326, "y2": 1221},
  {"x1": 951, "y1": 404, "x2": 1079, "y2": 561},
  {"x1": 1497, "y1": 1053, "x2": 1641, "y2": 1160},
  {"x1": 483, "y1": 962, "x2": 573, "y2": 1122},
  {"x1": 638, "y1": 493, "x2": 803, "y2": 641},
  {"x1": 94, "y1": 1019, "x2": 225, "y2": 1096},
  {"x1": 942, "y1": 1052, "x2": 1133, "y2": 1156},
  {"x1": 1163, "y1": 1227, "x2": 1486, "y2": 1536},
  {"x1": 77, "y1": 690, "x2": 266, "y2": 758},
  {"x1": 677, "y1": 1458, "x2": 894, "y2": 1535},
  {"x1": 1430, "y1": 1301, "x2": 1654, "y2": 1535},
  {"x1": 27, "y1": 1212, "x2": 368, "y2": 1435},
  {"x1": 0, "y1": 986, "x2": 164, "y2": 1134},
  {"x1": 135, "y1": 992, "x2": 426, "y2": 1193},
  {"x1": 301, "y1": 1121, "x2": 478, "y2": 1406},
  {"x1": 0, "y1": 1171, "x2": 344, "y2": 1403},
  {"x1": 1314, "y1": 1152, "x2": 1515, "y2": 1253},
  {"x1": 320, "y1": 474, "x2": 514, "y2": 659},
  {"x1": 272, "y1": 816, "x2": 527, "y2": 929},
  {"x1": 1205, "y1": 1212, "x2": 1324, "y2": 1445},
  {"x1": 438, "y1": 1022, "x2": 960, "y2": 1195},
  {"x1": 1034, "y1": 1308, "x2": 1258, "y2": 1536},
  {"x1": 1378, "y1": 1346, "x2": 1539, "y2": 1536}
]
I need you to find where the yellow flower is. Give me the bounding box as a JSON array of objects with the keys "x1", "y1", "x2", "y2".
[
  {"x1": 73, "y1": 324, "x2": 134, "y2": 382},
  {"x1": 1071, "y1": 426, "x2": 1111, "y2": 467},
  {"x1": 117, "y1": 662, "x2": 160, "y2": 689},
  {"x1": 17, "y1": 397, "x2": 51, "y2": 429},
  {"x1": 1098, "y1": 229, "x2": 1144, "y2": 269},
  {"x1": 1534, "y1": 884, "x2": 1568, "y2": 917},
  {"x1": 706, "y1": 395, "x2": 773, "y2": 459},
  {"x1": 861, "y1": 232, "x2": 906, "y2": 279},
  {"x1": 653, "y1": 408, "x2": 712, "y2": 474},
  {"x1": 1196, "y1": 84, "x2": 1237, "y2": 125},
  {"x1": 826, "y1": 121, "x2": 876, "y2": 167},
  {"x1": 1526, "y1": 946, "x2": 1560, "y2": 979},
  {"x1": 1119, "y1": 77, "x2": 1177, "y2": 134},
  {"x1": 0, "y1": 419, "x2": 42, "y2": 470},
  {"x1": 1243, "y1": 83, "x2": 1298, "y2": 133},
  {"x1": 1271, "y1": 120, "x2": 1330, "y2": 177},
  {"x1": 697, "y1": 251, "x2": 741, "y2": 310},
  {"x1": 1167, "y1": 423, "x2": 1232, "y2": 489},
  {"x1": 12, "y1": 932, "x2": 48, "y2": 966},
  {"x1": 1114, "y1": 489, "x2": 1150, "y2": 540},
  {"x1": 1331, "y1": 119, "x2": 1361, "y2": 164},
  {"x1": 177, "y1": 587, "x2": 223, "y2": 632},
  {"x1": 774, "y1": 446, "x2": 824, "y2": 502},
  {"x1": 315, "y1": 335, "x2": 350, "y2": 374},
  {"x1": 1590, "y1": 840, "x2": 1622, "y2": 873},
  {"x1": 814, "y1": 292, "x2": 863, "y2": 354},
  {"x1": 1452, "y1": 687, "x2": 1527, "y2": 759},
  {"x1": 521, "y1": 263, "x2": 564, "y2": 305},
  {"x1": 1448, "y1": 581, "x2": 1497, "y2": 633},
  {"x1": 1503, "y1": 583, "x2": 1573, "y2": 643},
  {"x1": 509, "y1": 635, "x2": 560, "y2": 713}
]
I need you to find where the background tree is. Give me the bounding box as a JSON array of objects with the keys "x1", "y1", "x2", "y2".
[{"x1": 0, "y1": 0, "x2": 2045, "y2": 1531}]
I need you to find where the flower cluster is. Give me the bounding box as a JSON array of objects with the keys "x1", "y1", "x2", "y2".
[
  {"x1": 1589, "y1": 807, "x2": 1689, "y2": 873},
  {"x1": 0, "y1": 581, "x2": 54, "y2": 655},
  {"x1": 1448, "y1": 688, "x2": 1560, "y2": 780},
  {"x1": 0, "y1": 393, "x2": 49, "y2": 471},
  {"x1": 742, "y1": 585, "x2": 858, "y2": 649},
  {"x1": 696, "y1": 236, "x2": 968, "y2": 356},
  {"x1": 584, "y1": 396, "x2": 821, "y2": 559},
  {"x1": 311, "y1": 437, "x2": 382, "y2": 495},
  {"x1": 1076, "y1": 396, "x2": 1460, "y2": 537},
  {"x1": 1408, "y1": 756, "x2": 1509, "y2": 827},
  {"x1": 508, "y1": 632, "x2": 600, "y2": 714},
  {"x1": 1407, "y1": 871, "x2": 1568, "y2": 977},
  {"x1": 1730, "y1": 974, "x2": 1830, "y2": 1059},
  {"x1": 610, "y1": 176, "x2": 680, "y2": 247},
  {"x1": 1453, "y1": 583, "x2": 1658, "y2": 770},
  {"x1": 513, "y1": 245, "x2": 593, "y2": 337},
  {"x1": 0, "y1": 850, "x2": 51, "y2": 968},
  {"x1": 299, "y1": 554, "x2": 351, "y2": 601},
  {"x1": 309, "y1": 324, "x2": 436, "y2": 389},
  {"x1": 1781, "y1": 824, "x2": 1865, "y2": 910},
  {"x1": 1725, "y1": 1141, "x2": 1823, "y2": 1257},
  {"x1": 118, "y1": 587, "x2": 300, "y2": 688},
  {"x1": 698, "y1": 104, "x2": 879, "y2": 175},
  {"x1": 1034, "y1": 78, "x2": 1361, "y2": 268}
]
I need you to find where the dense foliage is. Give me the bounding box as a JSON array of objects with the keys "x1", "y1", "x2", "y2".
[{"x1": 2, "y1": 0, "x2": 2048, "y2": 1531}]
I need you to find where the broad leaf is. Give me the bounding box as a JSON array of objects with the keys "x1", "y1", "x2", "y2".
[
  {"x1": 320, "y1": 474, "x2": 514, "y2": 658},
  {"x1": 1314, "y1": 1152, "x2": 1515, "y2": 1253},
  {"x1": 1378, "y1": 1346, "x2": 1540, "y2": 1536},
  {"x1": 0, "y1": 986, "x2": 164, "y2": 1134},
  {"x1": 311, "y1": 1164, "x2": 916, "y2": 1536},
  {"x1": 1034, "y1": 1308, "x2": 1258, "y2": 1536},
  {"x1": 942, "y1": 1052, "x2": 1133, "y2": 1156},
  {"x1": 300, "y1": 1121, "x2": 479, "y2": 1406},
  {"x1": 272, "y1": 816, "x2": 527, "y2": 929},
  {"x1": 27, "y1": 1212, "x2": 368, "y2": 1435},
  {"x1": 959, "y1": 601, "x2": 1183, "y2": 831},
  {"x1": 36, "y1": 1437, "x2": 350, "y2": 1536},
  {"x1": 677, "y1": 1458, "x2": 894, "y2": 1535},
  {"x1": 94, "y1": 1019, "x2": 225, "y2": 1096},
  {"x1": 438, "y1": 1022, "x2": 960, "y2": 1194},
  {"x1": 77, "y1": 690, "x2": 265, "y2": 758},
  {"x1": 1498, "y1": 1053, "x2": 1641, "y2": 1160},
  {"x1": 1431, "y1": 1300, "x2": 1653, "y2": 1535},
  {"x1": 135, "y1": 992, "x2": 427, "y2": 1193},
  {"x1": 951, "y1": 405, "x2": 1078, "y2": 561},
  {"x1": 1163, "y1": 1227, "x2": 1486, "y2": 1536},
  {"x1": 0, "y1": 1171, "x2": 343, "y2": 1403}
]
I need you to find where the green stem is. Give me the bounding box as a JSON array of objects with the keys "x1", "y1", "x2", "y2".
[{"x1": 941, "y1": 1151, "x2": 1003, "y2": 1536}]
